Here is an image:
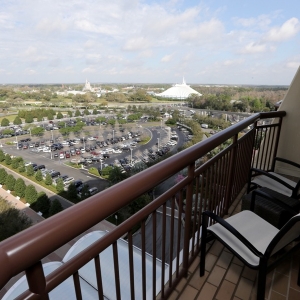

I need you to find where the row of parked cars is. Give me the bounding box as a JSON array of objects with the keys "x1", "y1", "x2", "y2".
[{"x1": 24, "y1": 162, "x2": 99, "y2": 197}]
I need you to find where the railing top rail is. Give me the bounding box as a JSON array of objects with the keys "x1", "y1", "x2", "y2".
[{"x1": 0, "y1": 111, "x2": 286, "y2": 288}]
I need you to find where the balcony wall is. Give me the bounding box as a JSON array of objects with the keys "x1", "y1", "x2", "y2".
[{"x1": 0, "y1": 111, "x2": 286, "y2": 299}]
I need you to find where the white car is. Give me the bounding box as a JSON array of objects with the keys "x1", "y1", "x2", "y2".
[
  {"x1": 113, "y1": 149, "x2": 122, "y2": 154},
  {"x1": 63, "y1": 177, "x2": 74, "y2": 186},
  {"x1": 87, "y1": 137, "x2": 95, "y2": 141}
]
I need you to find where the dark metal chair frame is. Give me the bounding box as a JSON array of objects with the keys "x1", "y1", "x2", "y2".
[
  {"x1": 200, "y1": 192, "x2": 300, "y2": 300},
  {"x1": 248, "y1": 157, "x2": 300, "y2": 199}
]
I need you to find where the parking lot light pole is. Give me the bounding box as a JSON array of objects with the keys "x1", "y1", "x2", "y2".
[
  {"x1": 16, "y1": 135, "x2": 18, "y2": 149},
  {"x1": 130, "y1": 148, "x2": 133, "y2": 165},
  {"x1": 157, "y1": 137, "x2": 160, "y2": 151},
  {"x1": 113, "y1": 129, "x2": 114, "y2": 140}
]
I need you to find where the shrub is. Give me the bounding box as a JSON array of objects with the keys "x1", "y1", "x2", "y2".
[
  {"x1": 35, "y1": 192, "x2": 50, "y2": 215},
  {"x1": 49, "y1": 199, "x2": 63, "y2": 216},
  {"x1": 18, "y1": 162, "x2": 26, "y2": 173},
  {"x1": 35, "y1": 170, "x2": 43, "y2": 181},
  {"x1": 55, "y1": 178, "x2": 64, "y2": 193},
  {"x1": 26, "y1": 165, "x2": 34, "y2": 176},
  {"x1": 5, "y1": 154, "x2": 12, "y2": 165},
  {"x1": 25, "y1": 185, "x2": 38, "y2": 205},
  {"x1": 45, "y1": 173, "x2": 53, "y2": 185},
  {"x1": 0, "y1": 150, "x2": 5, "y2": 162},
  {"x1": 11, "y1": 158, "x2": 19, "y2": 169},
  {"x1": 14, "y1": 178, "x2": 26, "y2": 198},
  {"x1": 5, "y1": 174, "x2": 16, "y2": 191},
  {"x1": 0, "y1": 168, "x2": 8, "y2": 184}
]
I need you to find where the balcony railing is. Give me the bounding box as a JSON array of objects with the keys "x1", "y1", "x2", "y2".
[{"x1": 0, "y1": 111, "x2": 286, "y2": 299}]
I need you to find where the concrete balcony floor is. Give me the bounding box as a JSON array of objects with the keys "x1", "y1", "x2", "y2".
[{"x1": 170, "y1": 199, "x2": 300, "y2": 300}]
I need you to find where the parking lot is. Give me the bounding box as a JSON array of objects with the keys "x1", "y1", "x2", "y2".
[{"x1": 1, "y1": 121, "x2": 187, "y2": 199}]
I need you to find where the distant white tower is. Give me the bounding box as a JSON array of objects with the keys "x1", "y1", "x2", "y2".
[{"x1": 83, "y1": 79, "x2": 92, "y2": 92}]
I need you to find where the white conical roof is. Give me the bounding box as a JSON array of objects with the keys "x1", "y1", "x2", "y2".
[{"x1": 156, "y1": 78, "x2": 201, "y2": 99}]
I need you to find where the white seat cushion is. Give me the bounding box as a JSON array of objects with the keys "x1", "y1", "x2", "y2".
[
  {"x1": 252, "y1": 172, "x2": 297, "y2": 197},
  {"x1": 208, "y1": 210, "x2": 279, "y2": 266}
]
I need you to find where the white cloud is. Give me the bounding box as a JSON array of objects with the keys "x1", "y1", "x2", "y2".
[
  {"x1": 123, "y1": 37, "x2": 152, "y2": 51},
  {"x1": 82, "y1": 67, "x2": 96, "y2": 73},
  {"x1": 239, "y1": 42, "x2": 268, "y2": 54},
  {"x1": 265, "y1": 18, "x2": 300, "y2": 42},
  {"x1": 286, "y1": 61, "x2": 300, "y2": 69},
  {"x1": 161, "y1": 54, "x2": 173, "y2": 62}
]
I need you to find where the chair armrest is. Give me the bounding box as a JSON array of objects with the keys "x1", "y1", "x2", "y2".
[
  {"x1": 203, "y1": 211, "x2": 263, "y2": 257},
  {"x1": 274, "y1": 157, "x2": 300, "y2": 170},
  {"x1": 250, "y1": 190, "x2": 298, "y2": 215},
  {"x1": 250, "y1": 168, "x2": 296, "y2": 190}
]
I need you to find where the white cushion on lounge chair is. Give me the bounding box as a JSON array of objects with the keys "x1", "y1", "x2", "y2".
[
  {"x1": 208, "y1": 210, "x2": 279, "y2": 266},
  {"x1": 251, "y1": 172, "x2": 297, "y2": 197}
]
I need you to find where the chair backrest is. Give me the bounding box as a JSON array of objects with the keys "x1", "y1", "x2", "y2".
[{"x1": 269, "y1": 213, "x2": 300, "y2": 255}]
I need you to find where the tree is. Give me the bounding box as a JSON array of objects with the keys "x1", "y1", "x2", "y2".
[
  {"x1": 56, "y1": 112, "x2": 63, "y2": 119},
  {"x1": 75, "y1": 109, "x2": 81, "y2": 117},
  {"x1": 0, "y1": 150, "x2": 5, "y2": 162},
  {"x1": 13, "y1": 116, "x2": 22, "y2": 125},
  {"x1": 11, "y1": 157, "x2": 20, "y2": 169},
  {"x1": 68, "y1": 111, "x2": 73, "y2": 117},
  {"x1": 35, "y1": 192, "x2": 50, "y2": 215},
  {"x1": 0, "y1": 168, "x2": 8, "y2": 184},
  {"x1": 14, "y1": 178, "x2": 26, "y2": 198},
  {"x1": 67, "y1": 183, "x2": 78, "y2": 202},
  {"x1": 49, "y1": 199, "x2": 63, "y2": 216},
  {"x1": 108, "y1": 166, "x2": 128, "y2": 184},
  {"x1": 18, "y1": 162, "x2": 26, "y2": 173},
  {"x1": 26, "y1": 164, "x2": 34, "y2": 176},
  {"x1": 83, "y1": 109, "x2": 90, "y2": 115},
  {"x1": 1, "y1": 118, "x2": 10, "y2": 127},
  {"x1": 5, "y1": 174, "x2": 16, "y2": 191},
  {"x1": 25, "y1": 114, "x2": 34, "y2": 123},
  {"x1": 45, "y1": 173, "x2": 53, "y2": 185},
  {"x1": 0, "y1": 198, "x2": 32, "y2": 242},
  {"x1": 25, "y1": 185, "x2": 38, "y2": 205},
  {"x1": 55, "y1": 177, "x2": 65, "y2": 193},
  {"x1": 5, "y1": 154, "x2": 12, "y2": 165},
  {"x1": 31, "y1": 127, "x2": 45, "y2": 136},
  {"x1": 35, "y1": 169, "x2": 43, "y2": 181}
]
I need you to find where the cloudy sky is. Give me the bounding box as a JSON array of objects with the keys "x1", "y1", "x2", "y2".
[{"x1": 1, "y1": 0, "x2": 299, "y2": 85}]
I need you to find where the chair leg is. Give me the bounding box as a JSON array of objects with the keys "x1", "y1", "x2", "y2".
[
  {"x1": 200, "y1": 215, "x2": 208, "y2": 277},
  {"x1": 297, "y1": 263, "x2": 300, "y2": 286},
  {"x1": 256, "y1": 264, "x2": 267, "y2": 300}
]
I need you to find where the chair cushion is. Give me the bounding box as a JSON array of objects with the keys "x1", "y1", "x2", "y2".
[
  {"x1": 242, "y1": 187, "x2": 300, "y2": 228},
  {"x1": 251, "y1": 172, "x2": 297, "y2": 197},
  {"x1": 208, "y1": 210, "x2": 279, "y2": 267}
]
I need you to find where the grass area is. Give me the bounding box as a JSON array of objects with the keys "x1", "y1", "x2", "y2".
[
  {"x1": 140, "y1": 137, "x2": 151, "y2": 145},
  {"x1": 0, "y1": 162, "x2": 59, "y2": 193},
  {"x1": 64, "y1": 161, "x2": 82, "y2": 169},
  {"x1": 0, "y1": 114, "x2": 18, "y2": 123}
]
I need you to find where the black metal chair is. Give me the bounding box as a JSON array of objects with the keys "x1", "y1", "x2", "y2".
[
  {"x1": 248, "y1": 157, "x2": 300, "y2": 199},
  {"x1": 200, "y1": 208, "x2": 300, "y2": 300}
]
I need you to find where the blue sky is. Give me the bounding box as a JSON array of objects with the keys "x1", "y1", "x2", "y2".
[{"x1": 0, "y1": 0, "x2": 299, "y2": 85}]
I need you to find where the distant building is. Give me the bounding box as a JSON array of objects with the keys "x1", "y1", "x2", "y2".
[
  {"x1": 156, "y1": 78, "x2": 202, "y2": 100},
  {"x1": 83, "y1": 79, "x2": 94, "y2": 92}
]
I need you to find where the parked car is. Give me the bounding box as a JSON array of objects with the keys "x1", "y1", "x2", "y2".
[
  {"x1": 89, "y1": 187, "x2": 99, "y2": 195},
  {"x1": 63, "y1": 177, "x2": 75, "y2": 186}
]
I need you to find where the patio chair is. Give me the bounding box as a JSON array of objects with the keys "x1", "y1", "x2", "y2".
[
  {"x1": 248, "y1": 157, "x2": 300, "y2": 199},
  {"x1": 200, "y1": 210, "x2": 300, "y2": 300}
]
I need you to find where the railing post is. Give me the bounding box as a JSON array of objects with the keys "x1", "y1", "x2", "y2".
[
  {"x1": 25, "y1": 261, "x2": 49, "y2": 299},
  {"x1": 224, "y1": 134, "x2": 238, "y2": 214},
  {"x1": 182, "y1": 162, "x2": 195, "y2": 275}
]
